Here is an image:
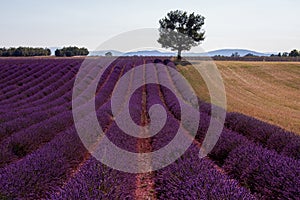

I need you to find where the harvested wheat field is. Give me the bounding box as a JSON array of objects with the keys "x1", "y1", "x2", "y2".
[{"x1": 179, "y1": 61, "x2": 300, "y2": 134}]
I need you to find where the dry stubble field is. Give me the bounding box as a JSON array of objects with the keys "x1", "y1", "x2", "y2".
[{"x1": 179, "y1": 61, "x2": 300, "y2": 134}]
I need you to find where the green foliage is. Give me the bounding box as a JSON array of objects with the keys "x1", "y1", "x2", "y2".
[
  {"x1": 282, "y1": 52, "x2": 289, "y2": 57},
  {"x1": 55, "y1": 46, "x2": 89, "y2": 57},
  {"x1": 105, "y1": 52, "x2": 113, "y2": 56},
  {"x1": 244, "y1": 53, "x2": 256, "y2": 57},
  {"x1": 277, "y1": 50, "x2": 300, "y2": 57},
  {"x1": 158, "y1": 10, "x2": 205, "y2": 59},
  {"x1": 0, "y1": 47, "x2": 51, "y2": 57},
  {"x1": 231, "y1": 52, "x2": 240, "y2": 57},
  {"x1": 289, "y1": 49, "x2": 300, "y2": 57}
]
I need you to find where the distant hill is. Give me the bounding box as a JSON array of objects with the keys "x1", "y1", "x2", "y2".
[
  {"x1": 124, "y1": 50, "x2": 175, "y2": 56},
  {"x1": 88, "y1": 50, "x2": 175, "y2": 56},
  {"x1": 200, "y1": 49, "x2": 271, "y2": 57},
  {"x1": 88, "y1": 50, "x2": 123, "y2": 56},
  {"x1": 88, "y1": 49, "x2": 271, "y2": 57}
]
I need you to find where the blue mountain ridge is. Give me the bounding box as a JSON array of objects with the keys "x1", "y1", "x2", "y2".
[{"x1": 88, "y1": 49, "x2": 271, "y2": 57}]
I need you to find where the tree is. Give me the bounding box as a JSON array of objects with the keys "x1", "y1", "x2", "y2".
[
  {"x1": 231, "y1": 52, "x2": 240, "y2": 57},
  {"x1": 55, "y1": 49, "x2": 62, "y2": 57},
  {"x1": 244, "y1": 53, "x2": 255, "y2": 57},
  {"x1": 289, "y1": 49, "x2": 300, "y2": 57},
  {"x1": 0, "y1": 47, "x2": 51, "y2": 57},
  {"x1": 105, "y1": 52, "x2": 113, "y2": 56},
  {"x1": 282, "y1": 52, "x2": 289, "y2": 57},
  {"x1": 55, "y1": 46, "x2": 89, "y2": 57},
  {"x1": 46, "y1": 48, "x2": 51, "y2": 56},
  {"x1": 158, "y1": 10, "x2": 205, "y2": 60}
]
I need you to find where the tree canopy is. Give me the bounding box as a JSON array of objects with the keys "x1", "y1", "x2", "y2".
[
  {"x1": 55, "y1": 46, "x2": 89, "y2": 57},
  {"x1": 0, "y1": 47, "x2": 51, "y2": 57},
  {"x1": 276, "y1": 50, "x2": 300, "y2": 57},
  {"x1": 158, "y1": 10, "x2": 205, "y2": 59},
  {"x1": 289, "y1": 49, "x2": 300, "y2": 57},
  {"x1": 231, "y1": 52, "x2": 240, "y2": 57},
  {"x1": 105, "y1": 52, "x2": 113, "y2": 56}
]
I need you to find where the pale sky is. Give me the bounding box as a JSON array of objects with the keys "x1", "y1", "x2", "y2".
[{"x1": 0, "y1": 0, "x2": 299, "y2": 53}]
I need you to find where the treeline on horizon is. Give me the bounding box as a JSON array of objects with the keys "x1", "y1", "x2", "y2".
[
  {"x1": 54, "y1": 47, "x2": 89, "y2": 57},
  {"x1": 0, "y1": 47, "x2": 51, "y2": 57},
  {"x1": 0, "y1": 46, "x2": 299, "y2": 60},
  {"x1": 0, "y1": 46, "x2": 89, "y2": 57},
  {"x1": 210, "y1": 49, "x2": 300, "y2": 61},
  {"x1": 211, "y1": 56, "x2": 300, "y2": 62}
]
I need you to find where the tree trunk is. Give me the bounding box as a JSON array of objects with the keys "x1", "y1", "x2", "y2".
[{"x1": 177, "y1": 49, "x2": 182, "y2": 60}]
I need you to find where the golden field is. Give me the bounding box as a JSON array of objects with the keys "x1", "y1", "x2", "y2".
[{"x1": 178, "y1": 61, "x2": 300, "y2": 134}]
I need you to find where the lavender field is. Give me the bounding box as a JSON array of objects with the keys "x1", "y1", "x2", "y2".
[{"x1": 0, "y1": 57, "x2": 299, "y2": 199}]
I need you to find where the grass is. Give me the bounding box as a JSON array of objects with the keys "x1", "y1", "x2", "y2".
[{"x1": 178, "y1": 61, "x2": 300, "y2": 134}]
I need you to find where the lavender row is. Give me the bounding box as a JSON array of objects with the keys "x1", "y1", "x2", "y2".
[
  {"x1": 50, "y1": 64, "x2": 140, "y2": 198},
  {"x1": 161, "y1": 59, "x2": 300, "y2": 161},
  {"x1": 154, "y1": 143, "x2": 257, "y2": 199},
  {"x1": 0, "y1": 67, "x2": 75, "y2": 108},
  {"x1": 154, "y1": 57, "x2": 300, "y2": 159},
  {"x1": 0, "y1": 62, "x2": 43, "y2": 87},
  {"x1": 0, "y1": 61, "x2": 80, "y2": 107},
  {"x1": 154, "y1": 62, "x2": 208, "y2": 137},
  {"x1": 0, "y1": 59, "x2": 124, "y2": 123},
  {"x1": 0, "y1": 58, "x2": 109, "y2": 108},
  {"x1": 0, "y1": 106, "x2": 71, "y2": 140},
  {"x1": 0, "y1": 101, "x2": 115, "y2": 199},
  {"x1": 0, "y1": 60, "x2": 78, "y2": 102},
  {"x1": 0, "y1": 127, "x2": 87, "y2": 199},
  {"x1": 50, "y1": 157, "x2": 136, "y2": 200},
  {"x1": 0, "y1": 69, "x2": 129, "y2": 165},
  {"x1": 49, "y1": 109, "x2": 137, "y2": 199},
  {"x1": 208, "y1": 128, "x2": 300, "y2": 198},
  {"x1": 144, "y1": 63, "x2": 255, "y2": 199},
  {"x1": 0, "y1": 60, "x2": 74, "y2": 90},
  {"x1": 0, "y1": 67, "x2": 121, "y2": 142},
  {"x1": 225, "y1": 112, "x2": 300, "y2": 159},
  {"x1": 147, "y1": 58, "x2": 300, "y2": 198},
  {"x1": 0, "y1": 62, "x2": 115, "y2": 125},
  {"x1": 0, "y1": 111, "x2": 74, "y2": 167},
  {"x1": 0, "y1": 60, "x2": 44, "y2": 85},
  {"x1": 223, "y1": 142, "x2": 300, "y2": 199}
]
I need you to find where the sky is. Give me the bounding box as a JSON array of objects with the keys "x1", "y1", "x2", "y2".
[{"x1": 0, "y1": 0, "x2": 299, "y2": 53}]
